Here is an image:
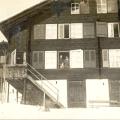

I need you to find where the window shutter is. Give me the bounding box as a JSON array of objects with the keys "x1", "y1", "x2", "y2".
[
  {"x1": 39, "y1": 51, "x2": 44, "y2": 69},
  {"x1": 107, "y1": 0, "x2": 118, "y2": 13},
  {"x1": 34, "y1": 24, "x2": 45, "y2": 39},
  {"x1": 102, "y1": 49, "x2": 109, "y2": 67},
  {"x1": 32, "y1": 51, "x2": 44, "y2": 69},
  {"x1": 80, "y1": 0, "x2": 89, "y2": 14},
  {"x1": 96, "y1": 22, "x2": 107, "y2": 37},
  {"x1": 46, "y1": 24, "x2": 57, "y2": 39},
  {"x1": 83, "y1": 23, "x2": 95, "y2": 38},
  {"x1": 84, "y1": 50, "x2": 96, "y2": 68},
  {"x1": 70, "y1": 49, "x2": 83, "y2": 68},
  {"x1": 32, "y1": 51, "x2": 39, "y2": 69},
  {"x1": 71, "y1": 23, "x2": 83, "y2": 39},
  {"x1": 45, "y1": 51, "x2": 57, "y2": 69}
]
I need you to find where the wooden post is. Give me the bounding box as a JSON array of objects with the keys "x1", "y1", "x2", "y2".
[
  {"x1": 22, "y1": 79, "x2": 26, "y2": 104},
  {"x1": 7, "y1": 83, "x2": 9, "y2": 103},
  {"x1": 43, "y1": 92, "x2": 46, "y2": 109},
  {"x1": 16, "y1": 90, "x2": 18, "y2": 103}
]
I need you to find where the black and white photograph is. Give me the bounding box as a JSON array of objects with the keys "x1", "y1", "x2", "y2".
[{"x1": 0, "y1": 0, "x2": 120, "y2": 119}]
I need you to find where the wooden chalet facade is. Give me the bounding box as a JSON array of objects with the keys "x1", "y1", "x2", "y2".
[{"x1": 0, "y1": 0, "x2": 120, "y2": 108}]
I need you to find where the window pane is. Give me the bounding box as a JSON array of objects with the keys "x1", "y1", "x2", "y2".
[
  {"x1": 71, "y1": 3, "x2": 80, "y2": 14},
  {"x1": 114, "y1": 24, "x2": 119, "y2": 37},
  {"x1": 64, "y1": 25, "x2": 70, "y2": 38},
  {"x1": 58, "y1": 52, "x2": 69, "y2": 69},
  {"x1": 70, "y1": 49, "x2": 83, "y2": 68},
  {"x1": 45, "y1": 51, "x2": 57, "y2": 69},
  {"x1": 46, "y1": 24, "x2": 57, "y2": 39},
  {"x1": 71, "y1": 23, "x2": 83, "y2": 39}
]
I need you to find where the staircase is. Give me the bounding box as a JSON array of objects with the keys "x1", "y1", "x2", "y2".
[{"x1": 26, "y1": 63, "x2": 64, "y2": 108}]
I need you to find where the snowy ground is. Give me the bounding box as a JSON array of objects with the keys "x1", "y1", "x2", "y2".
[{"x1": 0, "y1": 103, "x2": 120, "y2": 119}]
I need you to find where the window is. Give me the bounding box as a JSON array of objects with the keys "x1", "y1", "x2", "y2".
[
  {"x1": 45, "y1": 51, "x2": 57, "y2": 69},
  {"x1": 70, "y1": 49, "x2": 83, "y2": 68},
  {"x1": 71, "y1": 0, "x2": 89, "y2": 14},
  {"x1": 71, "y1": 3, "x2": 80, "y2": 14},
  {"x1": 32, "y1": 51, "x2": 44, "y2": 69},
  {"x1": 97, "y1": 0, "x2": 118, "y2": 13},
  {"x1": 84, "y1": 50, "x2": 96, "y2": 68},
  {"x1": 71, "y1": 23, "x2": 83, "y2": 39},
  {"x1": 97, "y1": 0, "x2": 107, "y2": 13},
  {"x1": 108, "y1": 23, "x2": 120, "y2": 38},
  {"x1": 58, "y1": 51, "x2": 69, "y2": 69},
  {"x1": 58, "y1": 24, "x2": 70, "y2": 39},
  {"x1": 33, "y1": 24, "x2": 45, "y2": 39},
  {"x1": 46, "y1": 24, "x2": 57, "y2": 39},
  {"x1": 102, "y1": 49, "x2": 120, "y2": 68}
]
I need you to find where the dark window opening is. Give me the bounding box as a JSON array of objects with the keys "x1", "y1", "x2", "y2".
[{"x1": 58, "y1": 52, "x2": 69, "y2": 69}]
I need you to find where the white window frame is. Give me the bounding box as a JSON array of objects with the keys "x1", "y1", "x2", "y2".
[
  {"x1": 108, "y1": 23, "x2": 120, "y2": 38},
  {"x1": 71, "y1": 3, "x2": 80, "y2": 14},
  {"x1": 58, "y1": 24, "x2": 70, "y2": 39}
]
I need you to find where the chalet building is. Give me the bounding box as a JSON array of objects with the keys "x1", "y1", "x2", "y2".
[{"x1": 0, "y1": 0, "x2": 120, "y2": 108}]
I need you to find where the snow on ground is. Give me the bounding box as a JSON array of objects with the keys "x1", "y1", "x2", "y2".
[{"x1": 0, "y1": 103, "x2": 120, "y2": 119}]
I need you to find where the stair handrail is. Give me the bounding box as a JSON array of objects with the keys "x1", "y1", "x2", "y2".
[
  {"x1": 27, "y1": 68, "x2": 58, "y2": 95},
  {"x1": 26, "y1": 63, "x2": 58, "y2": 91},
  {"x1": 26, "y1": 62, "x2": 59, "y2": 101}
]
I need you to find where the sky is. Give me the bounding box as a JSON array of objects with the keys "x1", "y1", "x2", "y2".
[{"x1": 0, "y1": 0, "x2": 46, "y2": 42}]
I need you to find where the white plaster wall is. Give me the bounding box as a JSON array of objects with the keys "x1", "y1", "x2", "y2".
[
  {"x1": 37, "y1": 79, "x2": 67, "y2": 107},
  {"x1": 86, "y1": 79, "x2": 110, "y2": 107}
]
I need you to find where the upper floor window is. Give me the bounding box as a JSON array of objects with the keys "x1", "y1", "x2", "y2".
[
  {"x1": 71, "y1": 0, "x2": 89, "y2": 14},
  {"x1": 108, "y1": 23, "x2": 120, "y2": 38},
  {"x1": 102, "y1": 49, "x2": 120, "y2": 68},
  {"x1": 97, "y1": 0, "x2": 118, "y2": 13},
  {"x1": 58, "y1": 24, "x2": 70, "y2": 39},
  {"x1": 71, "y1": 3, "x2": 80, "y2": 14},
  {"x1": 96, "y1": 22, "x2": 120, "y2": 38},
  {"x1": 58, "y1": 51, "x2": 70, "y2": 69}
]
